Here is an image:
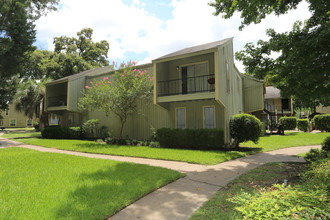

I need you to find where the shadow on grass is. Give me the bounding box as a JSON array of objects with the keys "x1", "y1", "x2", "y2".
[{"x1": 55, "y1": 163, "x2": 181, "y2": 219}]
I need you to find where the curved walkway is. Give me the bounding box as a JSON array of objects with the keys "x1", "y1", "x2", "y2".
[{"x1": 0, "y1": 134, "x2": 321, "y2": 220}]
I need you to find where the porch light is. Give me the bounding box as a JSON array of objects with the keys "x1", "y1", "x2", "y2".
[{"x1": 176, "y1": 66, "x2": 179, "y2": 70}]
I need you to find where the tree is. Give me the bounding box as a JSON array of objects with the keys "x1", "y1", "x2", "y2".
[
  {"x1": 27, "y1": 28, "x2": 110, "y2": 80},
  {"x1": 78, "y1": 61, "x2": 153, "y2": 139},
  {"x1": 14, "y1": 78, "x2": 52, "y2": 129},
  {"x1": 0, "y1": 0, "x2": 58, "y2": 111},
  {"x1": 209, "y1": 0, "x2": 330, "y2": 107}
]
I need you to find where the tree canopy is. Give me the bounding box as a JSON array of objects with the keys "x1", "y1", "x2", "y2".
[
  {"x1": 209, "y1": 0, "x2": 330, "y2": 107},
  {"x1": 27, "y1": 28, "x2": 110, "y2": 80},
  {"x1": 0, "y1": 0, "x2": 58, "y2": 110}
]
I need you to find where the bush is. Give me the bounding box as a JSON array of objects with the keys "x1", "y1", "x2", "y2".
[
  {"x1": 304, "y1": 148, "x2": 328, "y2": 163},
  {"x1": 82, "y1": 118, "x2": 100, "y2": 138},
  {"x1": 297, "y1": 119, "x2": 309, "y2": 132},
  {"x1": 230, "y1": 160, "x2": 330, "y2": 219},
  {"x1": 33, "y1": 121, "x2": 40, "y2": 131},
  {"x1": 313, "y1": 114, "x2": 330, "y2": 132},
  {"x1": 322, "y1": 136, "x2": 330, "y2": 152},
  {"x1": 156, "y1": 128, "x2": 224, "y2": 150},
  {"x1": 230, "y1": 114, "x2": 263, "y2": 147},
  {"x1": 41, "y1": 126, "x2": 83, "y2": 139},
  {"x1": 278, "y1": 116, "x2": 297, "y2": 130}
]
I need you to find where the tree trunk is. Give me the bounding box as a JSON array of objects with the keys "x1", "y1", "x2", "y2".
[{"x1": 119, "y1": 117, "x2": 126, "y2": 140}]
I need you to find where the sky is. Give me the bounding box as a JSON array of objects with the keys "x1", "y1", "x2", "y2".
[{"x1": 34, "y1": 0, "x2": 312, "y2": 72}]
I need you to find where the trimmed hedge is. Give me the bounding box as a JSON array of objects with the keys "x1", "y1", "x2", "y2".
[
  {"x1": 297, "y1": 119, "x2": 309, "y2": 132},
  {"x1": 278, "y1": 116, "x2": 297, "y2": 130},
  {"x1": 322, "y1": 136, "x2": 330, "y2": 152},
  {"x1": 156, "y1": 128, "x2": 224, "y2": 150},
  {"x1": 41, "y1": 126, "x2": 83, "y2": 139},
  {"x1": 313, "y1": 114, "x2": 330, "y2": 132},
  {"x1": 230, "y1": 114, "x2": 263, "y2": 147}
]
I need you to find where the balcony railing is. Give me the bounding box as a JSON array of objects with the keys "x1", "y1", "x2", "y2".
[
  {"x1": 47, "y1": 96, "x2": 67, "y2": 107},
  {"x1": 264, "y1": 102, "x2": 291, "y2": 113},
  {"x1": 157, "y1": 74, "x2": 215, "y2": 97}
]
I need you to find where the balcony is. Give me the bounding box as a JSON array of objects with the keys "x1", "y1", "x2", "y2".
[
  {"x1": 264, "y1": 102, "x2": 291, "y2": 114},
  {"x1": 47, "y1": 96, "x2": 67, "y2": 107},
  {"x1": 157, "y1": 74, "x2": 215, "y2": 97}
]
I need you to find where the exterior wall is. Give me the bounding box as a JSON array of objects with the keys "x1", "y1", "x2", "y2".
[
  {"x1": 242, "y1": 76, "x2": 264, "y2": 113},
  {"x1": 215, "y1": 40, "x2": 245, "y2": 142},
  {"x1": 168, "y1": 99, "x2": 225, "y2": 130},
  {"x1": 68, "y1": 77, "x2": 86, "y2": 112},
  {"x1": 87, "y1": 99, "x2": 170, "y2": 140},
  {"x1": 0, "y1": 104, "x2": 38, "y2": 128},
  {"x1": 316, "y1": 105, "x2": 330, "y2": 114}
]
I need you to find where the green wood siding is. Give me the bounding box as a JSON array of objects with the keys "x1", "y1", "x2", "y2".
[
  {"x1": 242, "y1": 76, "x2": 264, "y2": 113},
  {"x1": 68, "y1": 78, "x2": 86, "y2": 112},
  {"x1": 1, "y1": 104, "x2": 38, "y2": 128},
  {"x1": 168, "y1": 99, "x2": 225, "y2": 130}
]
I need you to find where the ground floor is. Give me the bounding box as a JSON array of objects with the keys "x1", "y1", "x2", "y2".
[{"x1": 48, "y1": 99, "x2": 226, "y2": 141}]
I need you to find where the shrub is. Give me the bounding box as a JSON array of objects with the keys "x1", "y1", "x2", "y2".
[
  {"x1": 33, "y1": 121, "x2": 40, "y2": 131},
  {"x1": 230, "y1": 160, "x2": 330, "y2": 219},
  {"x1": 304, "y1": 148, "x2": 328, "y2": 163},
  {"x1": 322, "y1": 136, "x2": 330, "y2": 152},
  {"x1": 41, "y1": 126, "x2": 83, "y2": 139},
  {"x1": 230, "y1": 183, "x2": 329, "y2": 219},
  {"x1": 82, "y1": 118, "x2": 100, "y2": 138},
  {"x1": 156, "y1": 128, "x2": 224, "y2": 150},
  {"x1": 297, "y1": 119, "x2": 309, "y2": 132},
  {"x1": 278, "y1": 116, "x2": 297, "y2": 130},
  {"x1": 230, "y1": 114, "x2": 263, "y2": 147},
  {"x1": 313, "y1": 114, "x2": 330, "y2": 132}
]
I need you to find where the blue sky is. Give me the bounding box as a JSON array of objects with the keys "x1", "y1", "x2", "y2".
[{"x1": 34, "y1": 0, "x2": 311, "y2": 72}]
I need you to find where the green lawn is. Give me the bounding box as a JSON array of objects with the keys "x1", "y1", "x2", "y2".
[
  {"x1": 10, "y1": 132, "x2": 330, "y2": 165},
  {"x1": 0, "y1": 147, "x2": 183, "y2": 219},
  {"x1": 1, "y1": 131, "x2": 41, "y2": 138},
  {"x1": 13, "y1": 138, "x2": 248, "y2": 165},
  {"x1": 240, "y1": 132, "x2": 329, "y2": 151}
]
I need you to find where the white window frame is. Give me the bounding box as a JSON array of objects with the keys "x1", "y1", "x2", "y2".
[
  {"x1": 203, "y1": 106, "x2": 216, "y2": 129},
  {"x1": 175, "y1": 107, "x2": 186, "y2": 129}
]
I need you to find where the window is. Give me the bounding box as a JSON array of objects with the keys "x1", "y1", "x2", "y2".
[
  {"x1": 9, "y1": 119, "x2": 16, "y2": 126},
  {"x1": 176, "y1": 108, "x2": 186, "y2": 129},
  {"x1": 5, "y1": 109, "x2": 9, "y2": 115},
  {"x1": 204, "y1": 106, "x2": 215, "y2": 128},
  {"x1": 226, "y1": 62, "x2": 230, "y2": 93},
  {"x1": 237, "y1": 75, "x2": 241, "y2": 93},
  {"x1": 27, "y1": 119, "x2": 33, "y2": 126}
]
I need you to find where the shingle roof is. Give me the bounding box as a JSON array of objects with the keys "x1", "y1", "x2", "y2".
[
  {"x1": 48, "y1": 65, "x2": 114, "y2": 84},
  {"x1": 154, "y1": 38, "x2": 232, "y2": 61},
  {"x1": 265, "y1": 86, "x2": 281, "y2": 99}
]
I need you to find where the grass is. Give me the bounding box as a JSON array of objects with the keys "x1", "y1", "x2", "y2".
[
  {"x1": 240, "y1": 132, "x2": 329, "y2": 151},
  {"x1": 0, "y1": 147, "x2": 183, "y2": 219},
  {"x1": 9, "y1": 132, "x2": 330, "y2": 165},
  {"x1": 1, "y1": 127, "x2": 35, "y2": 131},
  {"x1": 191, "y1": 162, "x2": 307, "y2": 219},
  {"x1": 12, "y1": 138, "x2": 248, "y2": 165},
  {"x1": 1, "y1": 131, "x2": 41, "y2": 138}
]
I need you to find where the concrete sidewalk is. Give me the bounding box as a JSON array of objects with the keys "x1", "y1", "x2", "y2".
[{"x1": 0, "y1": 134, "x2": 321, "y2": 220}]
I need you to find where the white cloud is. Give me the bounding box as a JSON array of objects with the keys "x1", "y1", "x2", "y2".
[{"x1": 35, "y1": 0, "x2": 311, "y2": 71}]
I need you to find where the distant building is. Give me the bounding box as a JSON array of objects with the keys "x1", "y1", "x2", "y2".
[{"x1": 0, "y1": 103, "x2": 37, "y2": 128}]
